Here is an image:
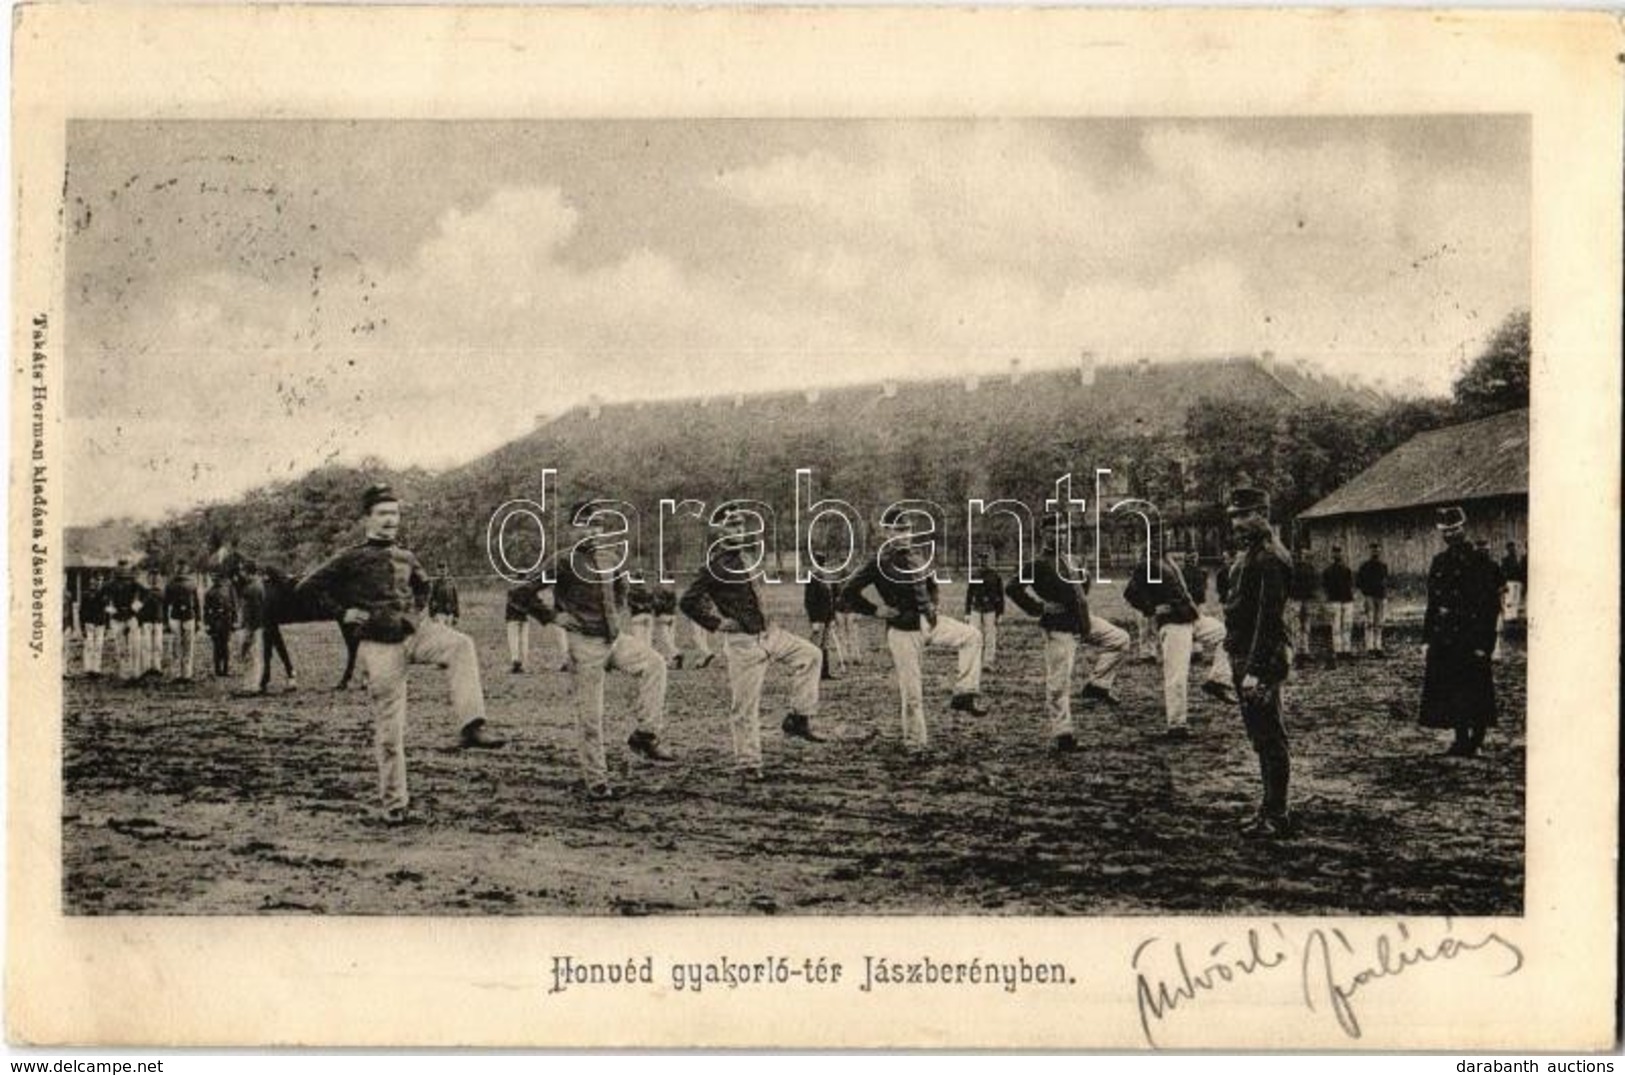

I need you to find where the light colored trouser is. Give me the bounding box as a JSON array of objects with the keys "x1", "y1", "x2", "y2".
[
  {"x1": 629, "y1": 614, "x2": 654, "y2": 644},
  {"x1": 1044, "y1": 631, "x2": 1080, "y2": 736},
  {"x1": 567, "y1": 631, "x2": 669, "y2": 783},
  {"x1": 972, "y1": 611, "x2": 999, "y2": 668},
  {"x1": 1159, "y1": 617, "x2": 1233, "y2": 728},
  {"x1": 505, "y1": 619, "x2": 530, "y2": 665},
  {"x1": 1134, "y1": 612, "x2": 1159, "y2": 659},
  {"x1": 146, "y1": 623, "x2": 166, "y2": 672},
  {"x1": 432, "y1": 612, "x2": 456, "y2": 625},
  {"x1": 886, "y1": 616, "x2": 984, "y2": 747},
  {"x1": 170, "y1": 620, "x2": 197, "y2": 678},
  {"x1": 1362, "y1": 596, "x2": 1386, "y2": 651},
  {"x1": 837, "y1": 612, "x2": 863, "y2": 663},
  {"x1": 1083, "y1": 614, "x2": 1129, "y2": 691},
  {"x1": 1286, "y1": 600, "x2": 1315, "y2": 654},
  {"x1": 722, "y1": 626, "x2": 821, "y2": 767},
  {"x1": 83, "y1": 624, "x2": 106, "y2": 674},
  {"x1": 1503, "y1": 582, "x2": 1523, "y2": 622},
  {"x1": 1327, "y1": 601, "x2": 1354, "y2": 654},
  {"x1": 687, "y1": 617, "x2": 714, "y2": 658},
  {"x1": 654, "y1": 615, "x2": 679, "y2": 661},
  {"x1": 112, "y1": 618, "x2": 141, "y2": 680},
  {"x1": 241, "y1": 627, "x2": 264, "y2": 691},
  {"x1": 358, "y1": 619, "x2": 487, "y2": 811}
]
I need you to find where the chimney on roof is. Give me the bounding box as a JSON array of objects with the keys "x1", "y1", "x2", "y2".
[
  {"x1": 1259, "y1": 350, "x2": 1276, "y2": 369},
  {"x1": 534, "y1": 413, "x2": 550, "y2": 427},
  {"x1": 804, "y1": 388, "x2": 821, "y2": 404},
  {"x1": 733, "y1": 393, "x2": 746, "y2": 409},
  {"x1": 964, "y1": 374, "x2": 980, "y2": 392},
  {"x1": 882, "y1": 379, "x2": 898, "y2": 399},
  {"x1": 1010, "y1": 358, "x2": 1023, "y2": 385},
  {"x1": 1135, "y1": 356, "x2": 1151, "y2": 376},
  {"x1": 587, "y1": 395, "x2": 602, "y2": 421},
  {"x1": 1078, "y1": 350, "x2": 1097, "y2": 387}
]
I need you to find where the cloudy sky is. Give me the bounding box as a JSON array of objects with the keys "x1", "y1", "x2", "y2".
[{"x1": 65, "y1": 117, "x2": 1528, "y2": 524}]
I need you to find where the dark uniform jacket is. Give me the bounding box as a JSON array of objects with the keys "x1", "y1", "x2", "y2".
[
  {"x1": 80, "y1": 583, "x2": 109, "y2": 628},
  {"x1": 428, "y1": 577, "x2": 460, "y2": 618},
  {"x1": 627, "y1": 583, "x2": 658, "y2": 618},
  {"x1": 964, "y1": 568, "x2": 1006, "y2": 616},
  {"x1": 1005, "y1": 553, "x2": 1092, "y2": 635},
  {"x1": 165, "y1": 576, "x2": 201, "y2": 622},
  {"x1": 533, "y1": 545, "x2": 628, "y2": 640},
  {"x1": 204, "y1": 583, "x2": 237, "y2": 636},
  {"x1": 804, "y1": 577, "x2": 839, "y2": 625},
  {"x1": 1287, "y1": 557, "x2": 1320, "y2": 602},
  {"x1": 295, "y1": 538, "x2": 430, "y2": 644},
  {"x1": 1215, "y1": 559, "x2": 1237, "y2": 605},
  {"x1": 1224, "y1": 543, "x2": 1292, "y2": 682},
  {"x1": 1355, "y1": 557, "x2": 1388, "y2": 599},
  {"x1": 841, "y1": 546, "x2": 938, "y2": 632},
  {"x1": 681, "y1": 547, "x2": 769, "y2": 636},
  {"x1": 238, "y1": 578, "x2": 268, "y2": 631},
  {"x1": 506, "y1": 582, "x2": 543, "y2": 623},
  {"x1": 104, "y1": 572, "x2": 143, "y2": 622},
  {"x1": 1322, "y1": 561, "x2": 1355, "y2": 603},
  {"x1": 137, "y1": 585, "x2": 166, "y2": 625},
  {"x1": 1124, "y1": 557, "x2": 1201, "y2": 629},
  {"x1": 653, "y1": 587, "x2": 678, "y2": 617}
]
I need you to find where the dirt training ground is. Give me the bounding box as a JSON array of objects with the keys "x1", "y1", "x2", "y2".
[{"x1": 61, "y1": 582, "x2": 1525, "y2": 916}]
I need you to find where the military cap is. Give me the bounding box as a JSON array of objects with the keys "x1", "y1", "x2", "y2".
[
  {"x1": 1226, "y1": 487, "x2": 1270, "y2": 516},
  {"x1": 361, "y1": 483, "x2": 398, "y2": 513}
]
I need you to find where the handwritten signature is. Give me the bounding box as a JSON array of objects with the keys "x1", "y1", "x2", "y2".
[{"x1": 1133, "y1": 920, "x2": 1524, "y2": 1047}]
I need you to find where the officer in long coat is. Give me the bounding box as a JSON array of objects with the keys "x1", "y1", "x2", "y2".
[{"x1": 1419, "y1": 506, "x2": 1502, "y2": 756}]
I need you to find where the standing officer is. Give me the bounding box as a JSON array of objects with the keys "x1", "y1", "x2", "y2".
[
  {"x1": 1222, "y1": 488, "x2": 1295, "y2": 839},
  {"x1": 1419, "y1": 508, "x2": 1502, "y2": 756},
  {"x1": 964, "y1": 549, "x2": 1006, "y2": 671},
  {"x1": 137, "y1": 570, "x2": 168, "y2": 677},
  {"x1": 295, "y1": 483, "x2": 505, "y2": 823},
  {"x1": 428, "y1": 562, "x2": 460, "y2": 625},
  {"x1": 1124, "y1": 535, "x2": 1235, "y2": 741},
  {"x1": 164, "y1": 561, "x2": 202, "y2": 681},
  {"x1": 1321, "y1": 546, "x2": 1355, "y2": 665},
  {"x1": 681, "y1": 507, "x2": 824, "y2": 779},
  {"x1": 1005, "y1": 514, "x2": 1097, "y2": 753},
  {"x1": 1355, "y1": 543, "x2": 1389, "y2": 657},
  {"x1": 103, "y1": 559, "x2": 144, "y2": 683},
  {"x1": 79, "y1": 571, "x2": 109, "y2": 678},
  {"x1": 841, "y1": 505, "x2": 987, "y2": 751},
  {"x1": 1286, "y1": 543, "x2": 1320, "y2": 668},
  {"x1": 204, "y1": 571, "x2": 237, "y2": 677},
  {"x1": 532, "y1": 501, "x2": 674, "y2": 798}
]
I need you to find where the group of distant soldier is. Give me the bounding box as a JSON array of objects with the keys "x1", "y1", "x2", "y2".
[{"x1": 65, "y1": 482, "x2": 1525, "y2": 838}]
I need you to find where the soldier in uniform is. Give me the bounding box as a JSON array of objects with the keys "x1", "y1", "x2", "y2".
[
  {"x1": 963, "y1": 549, "x2": 1006, "y2": 671},
  {"x1": 682, "y1": 507, "x2": 824, "y2": 779},
  {"x1": 1005, "y1": 514, "x2": 1098, "y2": 753},
  {"x1": 842, "y1": 505, "x2": 988, "y2": 751},
  {"x1": 103, "y1": 559, "x2": 144, "y2": 683},
  {"x1": 504, "y1": 579, "x2": 535, "y2": 673},
  {"x1": 651, "y1": 584, "x2": 682, "y2": 668},
  {"x1": 137, "y1": 570, "x2": 168, "y2": 677},
  {"x1": 1125, "y1": 535, "x2": 1235, "y2": 740},
  {"x1": 802, "y1": 573, "x2": 845, "y2": 679},
  {"x1": 1355, "y1": 543, "x2": 1389, "y2": 657},
  {"x1": 1500, "y1": 541, "x2": 1525, "y2": 623},
  {"x1": 79, "y1": 571, "x2": 108, "y2": 678},
  {"x1": 531, "y1": 501, "x2": 674, "y2": 798},
  {"x1": 1321, "y1": 546, "x2": 1355, "y2": 665},
  {"x1": 1286, "y1": 543, "x2": 1320, "y2": 668},
  {"x1": 203, "y1": 572, "x2": 237, "y2": 677},
  {"x1": 1222, "y1": 488, "x2": 1296, "y2": 838},
  {"x1": 164, "y1": 561, "x2": 202, "y2": 681},
  {"x1": 428, "y1": 562, "x2": 460, "y2": 625},
  {"x1": 1420, "y1": 508, "x2": 1502, "y2": 756},
  {"x1": 296, "y1": 483, "x2": 505, "y2": 823}
]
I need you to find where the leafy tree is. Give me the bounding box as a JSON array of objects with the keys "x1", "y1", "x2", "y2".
[{"x1": 1452, "y1": 308, "x2": 1530, "y2": 420}]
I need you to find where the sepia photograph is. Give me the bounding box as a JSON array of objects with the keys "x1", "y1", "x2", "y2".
[
  {"x1": 8, "y1": 6, "x2": 1618, "y2": 1052},
  {"x1": 57, "y1": 116, "x2": 1532, "y2": 918}
]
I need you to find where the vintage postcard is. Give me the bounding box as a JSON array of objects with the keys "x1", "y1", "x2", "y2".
[{"x1": 7, "y1": 4, "x2": 1619, "y2": 1050}]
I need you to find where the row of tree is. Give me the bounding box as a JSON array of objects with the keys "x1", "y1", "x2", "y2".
[{"x1": 136, "y1": 310, "x2": 1529, "y2": 577}]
